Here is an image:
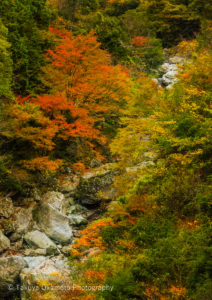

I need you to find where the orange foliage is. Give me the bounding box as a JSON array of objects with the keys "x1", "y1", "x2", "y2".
[
  {"x1": 84, "y1": 270, "x2": 105, "y2": 284},
  {"x1": 17, "y1": 25, "x2": 131, "y2": 173},
  {"x1": 72, "y1": 162, "x2": 86, "y2": 175},
  {"x1": 169, "y1": 285, "x2": 187, "y2": 298},
  {"x1": 5, "y1": 102, "x2": 57, "y2": 151},
  {"x1": 144, "y1": 285, "x2": 167, "y2": 300},
  {"x1": 131, "y1": 36, "x2": 149, "y2": 47},
  {"x1": 144, "y1": 285, "x2": 186, "y2": 299},
  {"x1": 43, "y1": 26, "x2": 130, "y2": 122},
  {"x1": 23, "y1": 157, "x2": 62, "y2": 173},
  {"x1": 71, "y1": 218, "x2": 115, "y2": 257},
  {"x1": 22, "y1": 94, "x2": 100, "y2": 141}
]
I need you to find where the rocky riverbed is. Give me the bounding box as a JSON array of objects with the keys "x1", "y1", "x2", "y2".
[
  {"x1": 0, "y1": 164, "x2": 116, "y2": 300},
  {"x1": 156, "y1": 54, "x2": 185, "y2": 88}
]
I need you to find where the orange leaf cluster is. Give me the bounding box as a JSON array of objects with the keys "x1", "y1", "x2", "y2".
[
  {"x1": 44, "y1": 27, "x2": 130, "y2": 122},
  {"x1": 131, "y1": 36, "x2": 149, "y2": 48},
  {"x1": 71, "y1": 218, "x2": 115, "y2": 257},
  {"x1": 84, "y1": 270, "x2": 105, "y2": 284},
  {"x1": 23, "y1": 157, "x2": 62, "y2": 173}
]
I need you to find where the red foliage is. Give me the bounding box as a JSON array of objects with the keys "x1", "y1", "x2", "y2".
[
  {"x1": 131, "y1": 36, "x2": 149, "y2": 47},
  {"x1": 15, "y1": 25, "x2": 131, "y2": 174}
]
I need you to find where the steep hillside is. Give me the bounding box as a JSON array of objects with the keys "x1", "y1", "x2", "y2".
[{"x1": 0, "y1": 1, "x2": 211, "y2": 299}]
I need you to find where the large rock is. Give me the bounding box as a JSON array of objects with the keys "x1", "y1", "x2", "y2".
[
  {"x1": 0, "y1": 219, "x2": 16, "y2": 236},
  {"x1": 41, "y1": 191, "x2": 66, "y2": 214},
  {"x1": 0, "y1": 196, "x2": 14, "y2": 218},
  {"x1": 0, "y1": 230, "x2": 10, "y2": 253},
  {"x1": 58, "y1": 176, "x2": 80, "y2": 195},
  {"x1": 160, "y1": 62, "x2": 177, "y2": 73},
  {"x1": 0, "y1": 256, "x2": 26, "y2": 298},
  {"x1": 13, "y1": 205, "x2": 35, "y2": 235},
  {"x1": 67, "y1": 204, "x2": 87, "y2": 215},
  {"x1": 34, "y1": 203, "x2": 73, "y2": 244},
  {"x1": 24, "y1": 230, "x2": 59, "y2": 255},
  {"x1": 61, "y1": 245, "x2": 72, "y2": 256},
  {"x1": 74, "y1": 164, "x2": 116, "y2": 206},
  {"x1": 1, "y1": 205, "x2": 34, "y2": 242},
  {"x1": 162, "y1": 70, "x2": 178, "y2": 86},
  {"x1": 23, "y1": 248, "x2": 47, "y2": 256},
  {"x1": 169, "y1": 55, "x2": 185, "y2": 64},
  {"x1": 20, "y1": 256, "x2": 72, "y2": 300},
  {"x1": 68, "y1": 214, "x2": 88, "y2": 226}
]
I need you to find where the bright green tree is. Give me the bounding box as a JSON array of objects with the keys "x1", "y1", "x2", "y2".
[
  {"x1": 0, "y1": 20, "x2": 13, "y2": 101},
  {"x1": 0, "y1": 0, "x2": 55, "y2": 95}
]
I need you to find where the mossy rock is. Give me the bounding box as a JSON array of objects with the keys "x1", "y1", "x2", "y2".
[{"x1": 74, "y1": 167, "x2": 114, "y2": 206}]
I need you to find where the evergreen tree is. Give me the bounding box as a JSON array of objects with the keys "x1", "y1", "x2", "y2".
[
  {"x1": 0, "y1": 0, "x2": 55, "y2": 95},
  {"x1": 0, "y1": 19, "x2": 13, "y2": 101}
]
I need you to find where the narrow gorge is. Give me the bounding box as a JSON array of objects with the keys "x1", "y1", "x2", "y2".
[{"x1": 0, "y1": 0, "x2": 211, "y2": 299}]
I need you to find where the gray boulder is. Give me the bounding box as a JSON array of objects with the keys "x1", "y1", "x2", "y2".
[
  {"x1": 0, "y1": 219, "x2": 16, "y2": 235},
  {"x1": 0, "y1": 196, "x2": 14, "y2": 218},
  {"x1": 75, "y1": 164, "x2": 115, "y2": 206},
  {"x1": 0, "y1": 256, "x2": 26, "y2": 297},
  {"x1": 24, "y1": 230, "x2": 59, "y2": 255},
  {"x1": 58, "y1": 176, "x2": 80, "y2": 195},
  {"x1": 23, "y1": 248, "x2": 47, "y2": 256},
  {"x1": 13, "y1": 205, "x2": 35, "y2": 235},
  {"x1": 20, "y1": 256, "x2": 71, "y2": 300},
  {"x1": 61, "y1": 244, "x2": 72, "y2": 256},
  {"x1": 34, "y1": 203, "x2": 73, "y2": 244},
  {"x1": 158, "y1": 55, "x2": 185, "y2": 88},
  {"x1": 169, "y1": 55, "x2": 185, "y2": 64},
  {"x1": 68, "y1": 214, "x2": 88, "y2": 226},
  {"x1": 67, "y1": 204, "x2": 87, "y2": 215},
  {"x1": 0, "y1": 230, "x2": 10, "y2": 253},
  {"x1": 9, "y1": 232, "x2": 22, "y2": 242},
  {"x1": 160, "y1": 62, "x2": 177, "y2": 73},
  {"x1": 41, "y1": 191, "x2": 66, "y2": 214},
  {"x1": 162, "y1": 70, "x2": 178, "y2": 86}
]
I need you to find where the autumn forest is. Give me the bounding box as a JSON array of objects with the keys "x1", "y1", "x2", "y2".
[{"x1": 0, "y1": 0, "x2": 211, "y2": 299}]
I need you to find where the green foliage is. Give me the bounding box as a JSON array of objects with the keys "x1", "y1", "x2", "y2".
[
  {"x1": 101, "y1": 270, "x2": 143, "y2": 300},
  {"x1": 188, "y1": 0, "x2": 212, "y2": 19},
  {"x1": 105, "y1": 0, "x2": 140, "y2": 17},
  {"x1": 0, "y1": 1, "x2": 211, "y2": 298},
  {"x1": 0, "y1": 20, "x2": 13, "y2": 100},
  {"x1": 0, "y1": 157, "x2": 26, "y2": 195},
  {"x1": 94, "y1": 15, "x2": 131, "y2": 61},
  {"x1": 101, "y1": 225, "x2": 122, "y2": 248},
  {"x1": 131, "y1": 223, "x2": 212, "y2": 288},
  {"x1": 131, "y1": 37, "x2": 164, "y2": 72},
  {"x1": 139, "y1": 0, "x2": 201, "y2": 46},
  {"x1": 131, "y1": 214, "x2": 175, "y2": 247},
  {"x1": 71, "y1": 38, "x2": 212, "y2": 299},
  {"x1": 122, "y1": 0, "x2": 202, "y2": 47},
  {"x1": 0, "y1": 0, "x2": 56, "y2": 95}
]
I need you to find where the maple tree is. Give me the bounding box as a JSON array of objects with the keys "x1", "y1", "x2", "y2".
[
  {"x1": 31, "y1": 25, "x2": 130, "y2": 164},
  {"x1": 0, "y1": 23, "x2": 131, "y2": 188},
  {"x1": 41, "y1": 26, "x2": 130, "y2": 120}
]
